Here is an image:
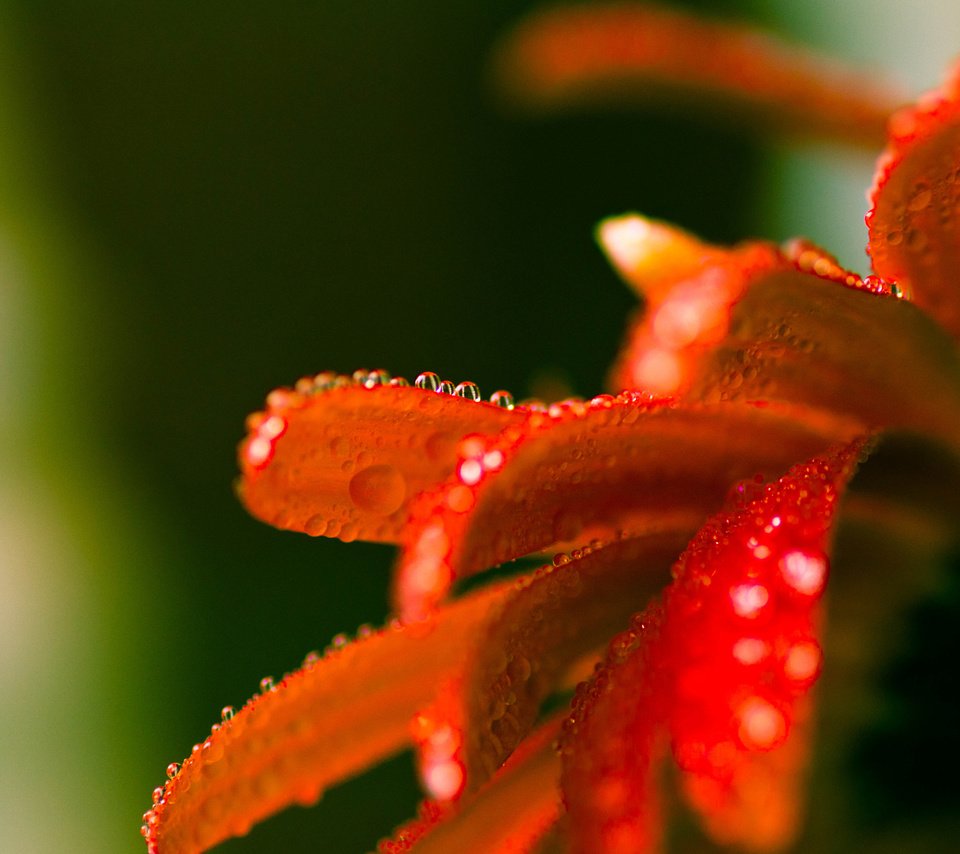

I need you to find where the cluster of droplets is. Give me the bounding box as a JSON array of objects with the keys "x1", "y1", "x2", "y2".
[
  {"x1": 783, "y1": 237, "x2": 906, "y2": 299},
  {"x1": 414, "y1": 370, "x2": 517, "y2": 409},
  {"x1": 660, "y1": 450, "x2": 850, "y2": 832}
]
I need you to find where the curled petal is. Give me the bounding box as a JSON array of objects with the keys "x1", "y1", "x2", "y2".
[
  {"x1": 459, "y1": 527, "x2": 697, "y2": 792},
  {"x1": 685, "y1": 269, "x2": 960, "y2": 451},
  {"x1": 238, "y1": 372, "x2": 524, "y2": 543},
  {"x1": 663, "y1": 440, "x2": 866, "y2": 849},
  {"x1": 143, "y1": 581, "x2": 509, "y2": 854},
  {"x1": 867, "y1": 59, "x2": 960, "y2": 337},
  {"x1": 600, "y1": 213, "x2": 784, "y2": 395},
  {"x1": 492, "y1": 2, "x2": 903, "y2": 146},
  {"x1": 394, "y1": 396, "x2": 863, "y2": 622}
]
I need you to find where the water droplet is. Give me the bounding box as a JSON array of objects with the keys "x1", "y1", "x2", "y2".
[
  {"x1": 221, "y1": 706, "x2": 235, "y2": 722},
  {"x1": 352, "y1": 369, "x2": 370, "y2": 385},
  {"x1": 303, "y1": 650, "x2": 321, "y2": 666},
  {"x1": 438, "y1": 380, "x2": 455, "y2": 394},
  {"x1": 415, "y1": 372, "x2": 441, "y2": 391},
  {"x1": 552, "y1": 553, "x2": 571, "y2": 567},
  {"x1": 356, "y1": 623, "x2": 374, "y2": 639},
  {"x1": 152, "y1": 787, "x2": 165, "y2": 804},
  {"x1": 454, "y1": 381, "x2": 481, "y2": 401},
  {"x1": 349, "y1": 464, "x2": 406, "y2": 515},
  {"x1": 331, "y1": 633, "x2": 349, "y2": 649},
  {"x1": 489, "y1": 390, "x2": 515, "y2": 409},
  {"x1": 389, "y1": 377, "x2": 410, "y2": 387},
  {"x1": 166, "y1": 763, "x2": 180, "y2": 780},
  {"x1": 908, "y1": 183, "x2": 932, "y2": 212},
  {"x1": 259, "y1": 676, "x2": 275, "y2": 693},
  {"x1": 365, "y1": 369, "x2": 391, "y2": 387}
]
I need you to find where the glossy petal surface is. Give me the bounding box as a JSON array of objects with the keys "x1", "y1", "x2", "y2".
[
  {"x1": 868, "y1": 60, "x2": 960, "y2": 337},
  {"x1": 493, "y1": 2, "x2": 901, "y2": 146},
  {"x1": 394, "y1": 396, "x2": 862, "y2": 622},
  {"x1": 239, "y1": 375, "x2": 524, "y2": 543},
  {"x1": 144, "y1": 581, "x2": 509, "y2": 854}
]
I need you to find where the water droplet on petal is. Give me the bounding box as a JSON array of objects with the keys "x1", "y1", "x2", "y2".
[
  {"x1": 365, "y1": 369, "x2": 391, "y2": 387},
  {"x1": 221, "y1": 706, "x2": 235, "y2": 722},
  {"x1": 259, "y1": 676, "x2": 275, "y2": 693},
  {"x1": 454, "y1": 381, "x2": 481, "y2": 401},
  {"x1": 166, "y1": 763, "x2": 180, "y2": 780},
  {"x1": 489, "y1": 390, "x2": 515, "y2": 409},
  {"x1": 390, "y1": 377, "x2": 410, "y2": 387},
  {"x1": 437, "y1": 380, "x2": 455, "y2": 394},
  {"x1": 303, "y1": 650, "x2": 320, "y2": 667},
  {"x1": 415, "y1": 372, "x2": 441, "y2": 391},
  {"x1": 348, "y1": 464, "x2": 406, "y2": 515},
  {"x1": 331, "y1": 633, "x2": 349, "y2": 649}
]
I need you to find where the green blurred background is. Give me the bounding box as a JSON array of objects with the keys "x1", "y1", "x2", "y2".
[{"x1": 0, "y1": 1, "x2": 957, "y2": 852}]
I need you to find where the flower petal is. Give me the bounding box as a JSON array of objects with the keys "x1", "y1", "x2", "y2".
[
  {"x1": 559, "y1": 603, "x2": 668, "y2": 854},
  {"x1": 383, "y1": 717, "x2": 563, "y2": 853},
  {"x1": 459, "y1": 528, "x2": 697, "y2": 791},
  {"x1": 867, "y1": 60, "x2": 960, "y2": 337},
  {"x1": 142, "y1": 580, "x2": 510, "y2": 854},
  {"x1": 662, "y1": 439, "x2": 866, "y2": 849},
  {"x1": 600, "y1": 213, "x2": 784, "y2": 395},
  {"x1": 393, "y1": 395, "x2": 863, "y2": 622},
  {"x1": 559, "y1": 440, "x2": 866, "y2": 854},
  {"x1": 492, "y1": 2, "x2": 902, "y2": 146},
  {"x1": 238, "y1": 371, "x2": 525, "y2": 543},
  {"x1": 685, "y1": 268, "x2": 960, "y2": 450}
]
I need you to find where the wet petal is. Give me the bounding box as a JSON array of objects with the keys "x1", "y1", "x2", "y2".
[
  {"x1": 381, "y1": 717, "x2": 563, "y2": 853},
  {"x1": 685, "y1": 268, "x2": 960, "y2": 451},
  {"x1": 459, "y1": 528, "x2": 697, "y2": 792},
  {"x1": 662, "y1": 440, "x2": 866, "y2": 849},
  {"x1": 238, "y1": 371, "x2": 524, "y2": 543},
  {"x1": 559, "y1": 603, "x2": 668, "y2": 854},
  {"x1": 394, "y1": 394, "x2": 863, "y2": 622},
  {"x1": 867, "y1": 60, "x2": 960, "y2": 337},
  {"x1": 492, "y1": 2, "x2": 902, "y2": 146},
  {"x1": 600, "y1": 213, "x2": 784, "y2": 395},
  {"x1": 142, "y1": 581, "x2": 509, "y2": 854}
]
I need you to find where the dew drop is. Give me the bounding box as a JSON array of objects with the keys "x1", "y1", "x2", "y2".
[
  {"x1": 348, "y1": 464, "x2": 406, "y2": 515},
  {"x1": 166, "y1": 763, "x2": 180, "y2": 780},
  {"x1": 352, "y1": 369, "x2": 370, "y2": 385},
  {"x1": 152, "y1": 787, "x2": 165, "y2": 805},
  {"x1": 221, "y1": 706, "x2": 235, "y2": 723},
  {"x1": 390, "y1": 377, "x2": 410, "y2": 387},
  {"x1": 331, "y1": 633, "x2": 349, "y2": 649},
  {"x1": 438, "y1": 380, "x2": 455, "y2": 394},
  {"x1": 415, "y1": 372, "x2": 441, "y2": 391},
  {"x1": 907, "y1": 184, "x2": 932, "y2": 212},
  {"x1": 454, "y1": 381, "x2": 481, "y2": 401},
  {"x1": 303, "y1": 650, "x2": 321, "y2": 667},
  {"x1": 259, "y1": 676, "x2": 275, "y2": 693},
  {"x1": 356, "y1": 623, "x2": 374, "y2": 639},
  {"x1": 489, "y1": 390, "x2": 515, "y2": 409},
  {"x1": 365, "y1": 369, "x2": 391, "y2": 387}
]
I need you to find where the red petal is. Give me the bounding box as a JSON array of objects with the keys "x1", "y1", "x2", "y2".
[
  {"x1": 458, "y1": 528, "x2": 696, "y2": 791},
  {"x1": 143, "y1": 581, "x2": 509, "y2": 853},
  {"x1": 662, "y1": 439, "x2": 866, "y2": 849},
  {"x1": 685, "y1": 268, "x2": 960, "y2": 450},
  {"x1": 559, "y1": 603, "x2": 668, "y2": 854},
  {"x1": 238, "y1": 372, "x2": 524, "y2": 543},
  {"x1": 492, "y1": 3, "x2": 902, "y2": 146},
  {"x1": 600, "y1": 214, "x2": 785, "y2": 395},
  {"x1": 393, "y1": 396, "x2": 861, "y2": 622},
  {"x1": 867, "y1": 60, "x2": 960, "y2": 337}
]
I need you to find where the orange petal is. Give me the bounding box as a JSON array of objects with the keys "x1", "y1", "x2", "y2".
[
  {"x1": 867, "y1": 59, "x2": 960, "y2": 337},
  {"x1": 459, "y1": 528, "x2": 697, "y2": 792},
  {"x1": 238, "y1": 371, "x2": 524, "y2": 543},
  {"x1": 492, "y1": 2, "x2": 903, "y2": 147},
  {"x1": 662, "y1": 440, "x2": 866, "y2": 849},
  {"x1": 600, "y1": 214, "x2": 785, "y2": 395},
  {"x1": 393, "y1": 394, "x2": 863, "y2": 622},
  {"x1": 684, "y1": 268, "x2": 960, "y2": 451},
  {"x1": 382, "y1": 716, "x2": 563, "y2": 854},
  {"x1": 142, "y1": 580, "x2": 509, "y2": 854}
]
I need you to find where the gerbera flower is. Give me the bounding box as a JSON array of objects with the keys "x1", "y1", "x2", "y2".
[{"x1": 143, "y1": 4, "x2": 960, "y2": 852}]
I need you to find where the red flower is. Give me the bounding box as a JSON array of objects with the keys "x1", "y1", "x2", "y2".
[{"x1": 143, "y1": 5, "x2": 960, "y2": 852}]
